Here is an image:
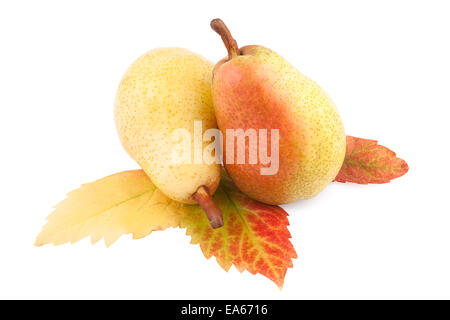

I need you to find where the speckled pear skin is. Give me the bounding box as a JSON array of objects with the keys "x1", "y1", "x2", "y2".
[
  {"x1": 212, "y1": 45, "x2": 346, "y2": 204},
  {"x1": 115, "y1": 48, "x2": 220, "y2": 204}
]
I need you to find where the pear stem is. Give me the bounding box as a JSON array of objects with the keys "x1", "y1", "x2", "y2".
[
  {"x1": 193, "y1": 186, "x2": 224, "y2": 229},
  {"x1": 210, "y1": 18, "x2": 240, "y2": 60}
]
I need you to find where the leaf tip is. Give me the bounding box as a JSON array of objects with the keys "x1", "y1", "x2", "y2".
[
  {"x1": 400, "y1": 158, "x2": 409, "y2": 174},
  {"x1": 34, "y1": 241, "x2": 43, "y2": 247},
  {"x1": 34, "y1": 232, "x2": 47, "y2": 247}
]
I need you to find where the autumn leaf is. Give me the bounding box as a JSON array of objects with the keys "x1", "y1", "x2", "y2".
[
  {"x1": 180, "y1": 174, "x2": 297, "y2": 289},
  {"x1": 334, "y1": 136, "x2": 409, "y2": 184},
  {"x1": 35, "y1": 170, "x2": 185, "y2": 247},
  {"x1": 35, "y1": 169, "x2": 296, "y2": 288}
]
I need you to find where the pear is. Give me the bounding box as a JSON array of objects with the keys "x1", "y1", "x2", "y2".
[
  {"x1": 115, "y1": 48, "x2": 223, "y2": 228},
  {"x1": 210, "y1": 19, "x2": 346, "y2": 205}
]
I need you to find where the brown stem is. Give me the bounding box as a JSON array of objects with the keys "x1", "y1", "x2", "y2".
[
  {"x1": 192, "y1": 186, "x2": 224, "y2": 229},
  {"x1": 210, "y1": 18, "x2": 240, "y2": 60}
]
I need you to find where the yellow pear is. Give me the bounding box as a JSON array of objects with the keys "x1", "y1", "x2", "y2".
[{"x1": 115, "y1": 48, "x2": 223, "y2": 228}]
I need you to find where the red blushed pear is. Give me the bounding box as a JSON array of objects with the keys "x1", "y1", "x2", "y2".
[{"x1": 210, "y1": 19, "x2": 346, "y2": 205}]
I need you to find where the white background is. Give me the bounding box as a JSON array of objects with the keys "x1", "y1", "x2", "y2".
[{"x1": 1, "y1": 0, "x2": 449, "y2": 299}]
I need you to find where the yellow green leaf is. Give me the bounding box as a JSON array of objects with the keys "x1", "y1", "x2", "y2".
[{"x1": 35, "y1": 170, "x2": 185, "y2": 247}]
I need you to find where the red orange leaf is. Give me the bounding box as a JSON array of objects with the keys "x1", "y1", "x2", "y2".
[
  {"x1": 334, "y1": 136, "x2": 409, "y2": 184},
  {"x1": 181, "y1": 174, "x2": 297, "y2": 289}
]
